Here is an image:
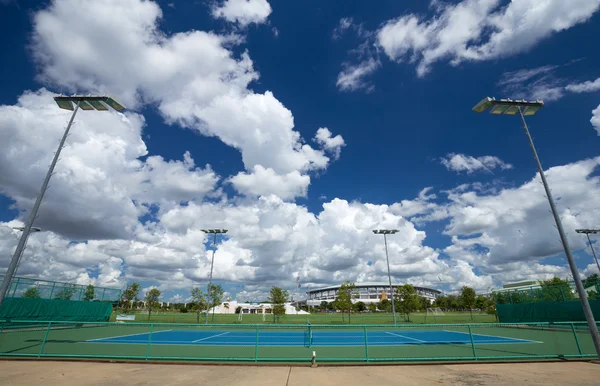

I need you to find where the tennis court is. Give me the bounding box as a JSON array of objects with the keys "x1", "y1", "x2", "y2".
[
  {"x1": 0, "y1": 321, "x2": 597, "y2": 362},
  {"x1": 88, "y1": 328, "x2": 536, "y2": 347}
]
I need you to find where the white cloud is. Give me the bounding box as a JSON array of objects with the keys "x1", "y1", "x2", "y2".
[
  {"x1": 376, "y1": 0, "x2": 600, "y2": 77},
  {"x1": 314, "y1": 128, "x2": 346, "y2": 160},
  {"x1": 337, "y1": 58, "x2": 381, "y2": 92},
  {"x1": 229, "y1": 167, "x2": 310, "y2": 200},
  {"x1": 566, "y1": 77, "x2": 600, "y2": 93},
  {"x1": 211, "y1": 0, "x2": 272, "y2": 27},
  {"x1": 592, "y1": 105, "x2": 600, "y2": 135},
  {"x1": 333, "y1": 17, "x2": 355, "y2": 40},
  {"x1": 440, "y1": 158, "x2": 600, "y2": 265},
  {"x1": 390, "y1": 187, "x2": 439, "y2": 218},
  {"x1": 0, "y1": 89, "x2": 219, "y2": 239},
  {"x1": 440, "y1": 153, "x2": 513, "y2": 174},
  {"x1": 32, "y1": 0, "x2": 341, "y2": 179}
]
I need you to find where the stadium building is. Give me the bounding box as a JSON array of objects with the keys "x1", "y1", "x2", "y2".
[{"x1": 305, "y1": 282, "x2": 441, "y2": 307}]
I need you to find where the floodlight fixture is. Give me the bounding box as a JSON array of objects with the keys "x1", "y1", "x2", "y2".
[
  {"x1": 201, "y1": 229, "x2": 228, "y2": 234},
  {"x1": 472, "y1": 96, "x2": 600, "y2": 357},
  {"x1": 373, "y1": 229, "x2": 399, "y2": 235},
  {"x1": 53, "y1": 95, "x2": 125, "y2": 112},
  {"x1": 472, "y1": 97, "x2": 544, "y2": 116},
  {"x1": 0, "y1": 94, "x2": 125, "y2": 308},
  {"x1": 12, "y1": 227, "x2": 41, "y2": 232},
  {"x1": 576, "y1": 229, "x2": 600, "y2": 235}
]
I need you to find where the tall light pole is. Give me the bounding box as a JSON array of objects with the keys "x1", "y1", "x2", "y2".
[
  {"x1": 473, "y1": 97, "x2": 600, "y2": 357},
  {"x1": 0, "y1": 95, "x2": 124, "y2": 308},
  {"x1": 373, "y1": 229, "x2": 399, "y2": 326},
  {"x1": 11, "y1": 227, "x2": 41, "y2": 277},
  {"x1": 576, "y1": 229, "x2": 600, "y2": 274},
  {"x1": 201, "y1": 228, "x2": 228, "y2": 324}
]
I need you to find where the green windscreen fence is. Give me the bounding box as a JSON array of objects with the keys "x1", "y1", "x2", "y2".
[
  {"x1": 497, "y1": 300, "x2": 600, "y2": 323},
  {"x1": 0, "y1": 298, "x2": 113, "y2": 323}
]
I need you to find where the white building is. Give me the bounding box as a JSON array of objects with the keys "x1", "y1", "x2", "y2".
[
  {"x1": 208, "y1": 300, "x2": 309, "y2": 315},
  {"x1": 305, "y1": 282, "x2": 441, "y2": 307}
]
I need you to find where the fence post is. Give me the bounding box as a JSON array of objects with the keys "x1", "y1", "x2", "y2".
[
  {"x1": 10, "y1": 278, "x2": 19, "y2": 297},
  {"x1": 467, "y1": 324, "x2": 478, "y2": 360},
  {"x1": 38, "y1": 322, "x2": 52, "y2": 357},
  {"x1": 145, "y1": 323, "x2": 154, "y2": 360},
  {"x1": 49, "y1": 282, "x2": 56, "y2": 299},
  {"x1": 571, "y1": 322, "x2": 583, "y2": 357},
  {"x1": 254, "y1": 325, "x2": 259, "y2": 362},
  {"x1": 363, "y1": 325, "x2": 369, "y2": 362}
]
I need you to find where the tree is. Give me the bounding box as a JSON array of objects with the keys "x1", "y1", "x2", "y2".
[
  {"x1": 23, "y1": 287, "x2": 40, "y2": 299},
  {"x1": 190, "y1": 287, "x2": 207, "y2": 323},
  {"x1": 320, "y1": 301, "x2": 328, "y2": 312},
  {"x1": 539, "y1": 277, "x2": 574, "y2": 302},
  {"x1": 583, "y1": 274, "x2": 599, "y2": 289},
  {"x1": 395, "y1": 284, "x2": 419, "y2": 322},
  {"x1": 336, "y1": 281, "x2": 356, "y2": 323},
  {"x1": 475, "y1": 295, "x2": 487, "y2": 310},
  {"x1": 327, "y1": 300, "x2": 337, "y2": 311},
  {"x1": 268, "y1": 286, "x2": 289, "y2": 323},
  {"x1": 368, "y1": 302, "x2": 377, "y2": 313},
  {"x1": 84, "y1": 284, "x2": 95, "y2": 301},
  {"x1": 235, "y1": 306, "x2": 242, "y2": 314},
  {"x1": 207, "y1": 284, "x2": 224, "y2": 322},
  {"x1": 460, "y1": 286, "x2": 476, "y2": 320},
  {"x1": 418, "y1": 296, "x2": 429, "y2": 311},
  {"x1": 120, "y1": 283, "x2": 140, "y2": 313},
  {"x1": 145, "y1": 288, "x2": 161, "y2": 319},
  {"x1": 55, "y1": 285, "x2": 77, "y2": 300},
  {"x1": 353, "y1": 301, "x2": 366, "y2": 312},
  {"x1": 378, "y1": 299, "x2": 392, "y2": 312}
]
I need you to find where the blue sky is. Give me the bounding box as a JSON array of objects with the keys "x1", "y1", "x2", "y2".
[{"x1": 1, "y1": 0, "x2": 600, "y2": 303}]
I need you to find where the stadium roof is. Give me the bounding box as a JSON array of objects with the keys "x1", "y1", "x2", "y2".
[{"x1": 306, "y1": 282, "x2": 441, "y2": 293}]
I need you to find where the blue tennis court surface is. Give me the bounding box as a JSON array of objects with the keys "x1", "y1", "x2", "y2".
[{"x1": 88, "y1": 329, "x2": 538, "y2": 347}]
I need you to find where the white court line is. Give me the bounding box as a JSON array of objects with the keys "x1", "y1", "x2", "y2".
[
  {"x1": 385, "y1": 331, "x2": 426, "y2": 343},
  {"x1": 87, "y1": 329, "x2": 172, "y2": 342},
  {"x1": 442, "y1": 329, "x2": 542, "y2": 344},
  {"x1": 192, "y1": 331, "x2": 230, "y2": 343}
]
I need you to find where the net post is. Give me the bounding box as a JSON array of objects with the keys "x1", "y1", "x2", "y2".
[
  {"x1": 571, "y1": 322, "x2": 583, "y2": 357},
  {"x1": 363, "y1": 325, "x2": 369, "y2": 362},
  {"x1": 254, "y1": 325, "x2": 259, "y2": 362},
  {"x1": 145, "y1": 323, "x2": 154, "y2": 360},
  {"x1": 38, "y1": 322, "x2": 52, "y2": 357},
  {"x1": 467, "y1": 324, "x2": 478, "y2": 360}
]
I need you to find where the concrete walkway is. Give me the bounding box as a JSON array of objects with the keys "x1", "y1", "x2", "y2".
[{"x1": 0, "y1": 360, "x2": 598, "y2": 385}]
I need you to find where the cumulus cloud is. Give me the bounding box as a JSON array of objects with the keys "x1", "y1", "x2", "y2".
[
  {"x1": 211, "y1": 0, "x2": 272, "y2": 27},
  {"x1": 592, "y1": 105, "x2": 600, "y2": 135},
  {"x1": 229, "y1": 166, "x2": 310, "y2": 200},
  {"x1": 440, "y1": 153, "x2": 513, "y2": 174},
  {"x1": 436, "y1": 158, "x2": 600, "y2": 266},
  {"x1": 32, "y1": 0, "x2": 342, "y2": 178},
  {"x1": 376, "y1": 0, "x2": 600, "y2": 77},
  {"x1": 0, "y1": 89, "x2": 219, "y2": 239},
  {"x1": 314, "y1": 127, "x2": 346, "y2": 160}
]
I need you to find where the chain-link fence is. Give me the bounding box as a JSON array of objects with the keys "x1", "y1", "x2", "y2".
[
  {"x1": 0, "y1": 320, "x2": 596, "y2": 363},
  {"x1": 0, "y1": 275, "x2": 121, "y2": 302}
]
